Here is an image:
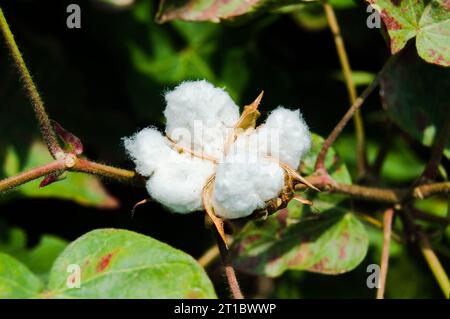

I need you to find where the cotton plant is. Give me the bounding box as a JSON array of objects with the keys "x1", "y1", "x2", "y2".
[{"x1": 124, "y1": 80, "x2": 315, "y2": 242}]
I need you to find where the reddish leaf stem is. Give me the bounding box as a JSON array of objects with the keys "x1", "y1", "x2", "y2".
[
  {"x1": 0, "y1": 159, "x2": 66, "y2": 192},
  {"x1": 377, "y1": 207, "x2": 394, "y2": 299},
  {"x1": 215, "y1": 230, "x2": 244, "y2": 299},
  {"x1": 0, "y1": 7, "x2": 63, "y2": 158}
]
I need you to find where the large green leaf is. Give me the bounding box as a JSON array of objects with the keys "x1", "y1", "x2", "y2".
[
  {"x1": 0, "y1": 253, "x2": 44, "y2": 298},
  {"x1": 155, "y1": 0, "x2": 310, "y2": 23},
  {"x1": 231, "y1": 209, "x2": 368, "y2": 276},
  {"x1": 2, "y1": 141, "x2": 118, "y2": 208},
  {"x1": 0, "y1": 228, "x2": 68, "y2": 281},
  {"x1": 43, "y1": 229, "x2": 216, "y2": 298},
  {"x1": 381, "y1": 48, "x2": 450, "y2": 159},
  {"x1": 367, "y1": 0, "x2": 450, "y2": 66}
]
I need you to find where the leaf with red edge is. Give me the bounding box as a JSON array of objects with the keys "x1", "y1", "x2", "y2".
[
  {"x1": 231, "y1": 208, "x2": 368, "y2": 277},
  {"x1": 367, "y1": 0, "x2": 450, "y2": 66},
  {"x1": 155, "y1": 0, "x2": 306, "y2": 23}
]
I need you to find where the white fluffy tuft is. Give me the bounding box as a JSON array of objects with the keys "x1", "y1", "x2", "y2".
[
  {"x1": 164, "y1": 80, "x2": 239, "y2": 159},
  {"x1": 213, "y1": 137, "x2": 285, "y2": 219},
  {"x1": 124, "y1": 81, "x2": 312, "y2": 219},
  {"x1": 123, "y1": 127, "x2": 172, "y2": 177},
  {"x1": 258, "y1": 107, "x2": 311, "y2": 169},
  {"x1": 147, "y1": 157, "x2": 215, "y2": 213}
]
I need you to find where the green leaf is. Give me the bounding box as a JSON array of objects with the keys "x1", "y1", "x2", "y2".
[
  {"x1": 44, "y1": 229, "x2": 216, "y2": 298},
  {"x1": 0, "y1": 228, "x2": 68, "y2": 280},
  {"x1": 334, "y1": 133, "x2": 425, "y2": 183},
  {"x1": 0, "y1": 253, "x2": 44, "y2": 298},
  {"x1": 367, "y1": 0, "x2": 450, "y2": 66},
  {"x1": 231, "y1": 209, "x2": 368, "y2": 277},
  {"x1": 155, "y1": 0, "x2": 310, "y2": 23},
  {"x1": 2, "y1": 141, "x2": 118, "y2": 208},
  {"x1": 381, "y1": 48, "x2": 450, "y2": 159}
]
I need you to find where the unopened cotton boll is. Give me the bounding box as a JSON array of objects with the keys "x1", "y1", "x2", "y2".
[
  {"x1": 147, "y1": 156, "x2": 215, "y2": 213},
  {"x1": 213, "y1": 138, "x2": 285, "y2": 219},
  {"x1": 164, "y1": 80, "x2": 240, "y2": 159},
  {"x1": 123, "y1": 127, "x2": 174, "y2": 177},
  {"x1": 259, "y1": 107, "x2": 311, "y2": 169}
]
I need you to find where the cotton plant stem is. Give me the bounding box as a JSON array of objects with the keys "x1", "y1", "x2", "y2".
[
  {"x1": 215, "y1": 230, "x2": 244, "y2": 299},
  {"x1": 72, "y1": 158, "x2": 143, "y2": 185},
  {"x1": 0, "y1": 157, "x2": 143, "y2": 193},
  {"x1": 419, "y1": 113, "x2": 450, "y2": 182},
  {"x1": 323, "y1": 0, "x2": 367, "y2": 177},
  {"x1": 371, "y1": 123, "x2": 393, "y2": 178},
  {"x1": 0, "y1": 7, "x2": 62, "y2": 158},
  {"x1": 0, "y1": 159, "x2": 66, "y2": 192},
  {"x1": 295, "y1": 178, "x2": 450, "y2": 203},
  {"x1": 412, "y1": 208, "x2": 450, "y2": 226},
  {"x1": 314, "y1": 54, "x2": 397, "y2": 173},
  {"x1": 377, "y1": 208, "x2": 394, "y2": 299},
  {"x1": 417, "y1": 230, "x2": 450, "y2": 298}
]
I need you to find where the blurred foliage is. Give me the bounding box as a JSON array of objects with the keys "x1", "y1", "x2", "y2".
[{"x1": 0, "y1": 0, "x2": 448, "y2": 298}]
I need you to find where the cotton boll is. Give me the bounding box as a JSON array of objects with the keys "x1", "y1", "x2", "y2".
[
  {"x1": 164, "y1": 80, "x2": 240, "y2": 159},
  {"x1": 260, "y1": 107, "x2": 311, "y2": 169},
  {"x1": 147, "y1": 156, "x2": 215, "y2": 213},
  {"x1": 213, "y1": 140, "x2": 285, "y2": 219},
  {"x1": 123, "y1": 127, "x2": 174, "y2": 177}
]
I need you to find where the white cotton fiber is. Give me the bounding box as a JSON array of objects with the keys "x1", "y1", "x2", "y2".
[
  {"x1": 164, "y1": 80, "x2": 240, "y2": 159},
  {"x1": 147, "y1": 156, "x2": 215, "y2": 213},
  {"x1": 213, "y1": 139, "x2": 285, "y2": 219},
  {"x1": 258, "y1": 107, "x2": 311, "y2": 169},
  {"x1": 124, "y1": 81, "x2": 313, "y2": 219},
  {"x1": 123, "y1": 127, "x2": 173, "y2": 177}
]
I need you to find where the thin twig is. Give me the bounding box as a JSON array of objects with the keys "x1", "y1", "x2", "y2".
[
  {"x1": 214, "y1": 230, "x2": 244, "y2": 299},
  {"x1": 295, "y1": 178, "x2": 450, "y2": 203},
  {"x1": 71, "y1": 158, "x2": 144, "y2": 185},
  {"x1": 377, "y1": 207, "x2": 394, "y2": 299},
  {"x1": 419, "y1": 113, "x2": 450, "y2": 182},
  {"x1": 323, "y1": 0, "x2": 367, "y2": 177},
  {"x1": 0, "y1": 157, "x2": 144, "y2": 193},
  {"x1": 0, "y1": 159, "x2": 65, "y2": 192},
  {"x1": 412, "y1": 208, "x2": 450, "y2": 226},
  {"x1": 371, "y1": 123, "x2": 393, "y2": 178},
  {"x1": 417, "y1": 230, "x2": 450, "y2": 298},
  {"x1": 402, "y1": 208, "x2": 450, "y2": 298},
  {"x1": 314, "y1": 54, "x2": 397, "y2": 173},
  {"x1": 0, "y1": 7, "x2": 62, "y2": 158}
]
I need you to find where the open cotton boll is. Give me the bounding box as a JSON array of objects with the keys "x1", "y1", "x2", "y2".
[
  {"x1": 164, "y1": 80, "x2": 240, "y2": 159},
  {"x1": 259, "y1": 107, "x2": 311, "y2": 169},
  {"x1": 123, "y1": 127, "x2": 174, "y2": 177},
  {"x1": 147, "y1": 157, "x2": 215, "y2": 213},
  {"x1": 213, "y1": 139, "x2": 285, "y2": 219}
]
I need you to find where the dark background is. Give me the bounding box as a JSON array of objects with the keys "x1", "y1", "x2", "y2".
[{"x1": 0, "y1": 0, "x2": 444, "y2": 298}]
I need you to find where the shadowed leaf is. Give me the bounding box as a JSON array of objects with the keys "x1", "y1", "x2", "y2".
[
  {"x1": 367, "y1": 0, "x2": 450, "y2": 66},
  {"x1": 381, "y1": 47, "x2": 450, "y2": 159}
]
